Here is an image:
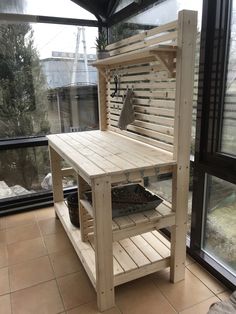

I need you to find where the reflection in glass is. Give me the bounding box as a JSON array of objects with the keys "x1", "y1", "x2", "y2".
[
  {"x1": 0, "y1": 146, "x2": 50, "y2": 199},
  {"x1": 109, "y1": 0, "x2": 202, "y2": 43},
  {"x1": 0, "y1": 22, "x2": 98, "y2": 140},
  {"x1": 0, "y1": 146, "x2": 76, "y2": 200},
  {"x1": 0, "y1": 0, "x2": 96, "y2": 20},
  {"x1": 220, "y1": 0, "x2": 236, "y2": 156},
  {"x1": 203, "y1": 175, "x2": 236, "y2": 275}
]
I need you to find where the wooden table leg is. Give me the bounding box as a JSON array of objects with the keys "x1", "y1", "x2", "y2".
[
  {"x1": 92, "y1": 176, "x2": 115, "y2": 311},
  {"x1": 49, "y1": 146, "x2": 64, "y2": 217},
  {"x1": 78, "y1": 175, "x2": 91, "y2": 242}
]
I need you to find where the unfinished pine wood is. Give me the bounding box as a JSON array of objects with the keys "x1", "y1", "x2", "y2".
[
  {"x1": 49, "y1": 147, "x2": 63, "y2": 203},
  {"x1": 48, "y1": 131, "x2": 175, "y2": 180},
  {"x1": 78, "y1": 175, "x2": 91, "y2": 242},
  {"x1": 92, "y1": 176, "x2": 114, "y2": 311},
  {"x1": 48, "y1": 11, "x2": 197, "y2": 312},
  {"x1": 93, "y1": 46, "x2": 176, "y2": 68},
  {"x1": 54, "y1": 201, "x2": 171, "y2": 283},
  {"x1": 171, "y1": 10, "x2": 197, "y2": 283},
  {"x1": 106, "y1": 20, "x2": 177, "y2": 51}
]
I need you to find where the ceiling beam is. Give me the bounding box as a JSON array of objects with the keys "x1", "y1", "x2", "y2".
[
  {"x1": 107, "y1": 0, "x2": 164, "y2": 26},
  {"x1": 0, "y1": 13, "x2": 99, "y2": 27},
  {"x1": 71, "y1": 0, "x2": 107, "y2": 22},
  {"x1": 107, "y1": 0, "x2": 120, "y2": 18}
]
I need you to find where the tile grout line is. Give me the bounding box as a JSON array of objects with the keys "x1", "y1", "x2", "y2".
[
  {"x1": 149, "y1": 274, "x2": 179, "y2": 313},
  {"x1": 36, "y1": 210, "x2": 66, "y2": 312},
  {"x1": 186, "y1": 264, "x2": 227, "y2": 297}
]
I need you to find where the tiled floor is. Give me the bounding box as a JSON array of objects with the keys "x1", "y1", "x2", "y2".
[{"x1": 0, "y1": 206, "x2": 232, "y2": 314}]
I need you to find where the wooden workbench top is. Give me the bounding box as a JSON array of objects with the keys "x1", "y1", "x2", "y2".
[{"x1": 47, "y1": 130, "x2": 176, "y2": 179}]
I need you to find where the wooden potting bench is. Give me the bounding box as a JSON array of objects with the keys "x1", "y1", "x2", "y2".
[{"x1": 48, "y1": 10, "x2": 197, "y2": 312}]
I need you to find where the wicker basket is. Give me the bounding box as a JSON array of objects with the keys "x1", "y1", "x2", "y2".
[{"x1": 67, "y1": 192, "x2": 80, "y2": 227}]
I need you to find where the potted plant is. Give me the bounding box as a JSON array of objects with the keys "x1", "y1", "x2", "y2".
[{"x1": 95, "y1": 30, "x2": 109, "y2": 59}]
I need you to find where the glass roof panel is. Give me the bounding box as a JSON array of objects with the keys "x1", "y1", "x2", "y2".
[
  {"x1": 0, "y1": 0, "x2": 96, "y2": 20},
  {"x1": 114, "y1": 0, "x2": 134, "y2": 13}
]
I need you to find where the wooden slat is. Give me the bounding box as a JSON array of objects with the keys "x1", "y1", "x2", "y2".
[
  {"x1": 48, "y1": 136, "x2": 105, "y2": 179},
  {"x1": 93, "y1": 46, "x2": 176, "y2": 67},
  {"x1": 107, "y1": 20, "x2": 177, "y2": 51},
  {"x1": 113, "y1": 242, "x2": 137, "y2": 271},
  {"x1": 113, "y1": 216, "x2": 135, "y2": 229},
  {"x1": 109, "y1": 126, "x2": 174, "y2": 153},
  {"x1": 141, "y1": 232, "x2": 170, "y2": 258},
  {"x1": 114, "y1": 257, "x2": 170, "y2": 286},
  {"x1": 110, "y1": 81, "x2": 176, "y2": 90},
  {"x1": 81, "y1": 130, "x2": 173, "y2": 165},
  {"x1": 131, "y1": 235, "x2": 162, "y2": 262},
  {"x1": 119, "y1": 238, "x2": 150, "y2": 267},
  {"x1": 54, "y1": 202, "x2": 96, "y2": 288}
]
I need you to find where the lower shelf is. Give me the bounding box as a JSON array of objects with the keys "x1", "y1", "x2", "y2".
[{"x1": 55, "y1": 201, "x2": 171, "y2": 289}]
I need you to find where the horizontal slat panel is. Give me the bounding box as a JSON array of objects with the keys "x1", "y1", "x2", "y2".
[
  {"x1": 110, "y1": 81, "x2": 175, "y2": 90},
  {"x1": 107, "y1": 20, "x2": 177, "y2": 51},
  {"x1": 109, "y1": 31, "x2": 177, "y2": 56},
  {"x1": 108, "y1": 126, "x2": 173, "y2": 152}
]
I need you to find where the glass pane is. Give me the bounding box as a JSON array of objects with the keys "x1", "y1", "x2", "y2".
[
  {"x1": 0, "y1": 0, "x2": 96, "y2": 20},
  {"x1": 147, "y1": 164, "x2": 193, "y2": 237},
  {"x1": 114, "y1": 0, "x2": 134, "y2": 13},
  {"x1": 0, "y1": 146, "x2": 76, "y2": 200},
  {"x1": 109, "y1": 0, "x2": 202, "y2": 42},
  {"x1": 220, "y1": 0, "x2": 236, "y2": 156},
  {"x1": 0, "y1": 22, "x2": 98, "y2": 139},
  {"x1": 203, "y1": 175, "x2": 236, "y2": 275},
  {"x1": 0, "y1": 146, "x2": 50, "y2": 199}
]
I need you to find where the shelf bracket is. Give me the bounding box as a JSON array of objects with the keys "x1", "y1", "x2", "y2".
[
  {"x1": 153, "y1": 51, "x2": 176, "y2": 77},
  {"x1": 97, "y1": 66, "x2": 107, "y2": 79}
]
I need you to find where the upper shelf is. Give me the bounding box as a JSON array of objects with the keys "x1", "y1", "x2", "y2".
[{"x1": 92, "y1": 45, "x2": 177, "y2": 68}]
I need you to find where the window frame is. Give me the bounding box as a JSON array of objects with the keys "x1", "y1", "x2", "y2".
[{"x1": 190, "y1": 0, "x2": 236, "y2": 288}]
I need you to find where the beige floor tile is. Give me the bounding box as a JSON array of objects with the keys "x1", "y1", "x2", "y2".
[
  {"x1": 9, "y1": 255, "x2": 54, "y2": 292},
  {"x1": 0, "y1": 217, "x2": 6, "y2": 230},
  {"x1": 0, "y1": 294, "x2": 11, "y2": 314},
  {"x1": 152, "y1": 268, "x2": 214, "y2": 312},
  {"x1": 0, "y1": 267, "x2": 10, "y2": 295},
  {"x1": 179, "y1": 296, "x2": 220, "y2": 314},
  {"x1": 116, "y1": 277, "x2": 177, "y2": 314},
  {"x1": 11, "y1": 280, "x2": 64, "y2": 314},
  {"x1": 35, "y1": 207, "x2": 56, "y2": 221},
  {"x1": 6, "y1": 211, "x2": 36, "y2": 229},
  {"x1": 44, "y1": 232, "x2": 72, "y2": 254},
  {"x1": 38, "y1": 217, "x2": 64, "y2": 236},
  {"x1": 7, "y1": 237, "x2": 47, "y2": 265},
  {"x1": 67, "y1": 301, "x2": 121, "y2": 314},
  {"x1": 187, "y1": 262, "x2": 226, "y2": 294},
  {"x1": 6, "y1": 223, "x2": 41, "y2": 245},
  {"x1": 0, "y1": 230, "x2": 6, "y2": 244},
  {"x1": 50, "y1": 249, "x2": 83, "y2": 278},
  {"x1": 0, "y1": 244, "x2": 8, "y2": 268},
  {"x1": 217, "y1": 290, "x2": 232, "y2": 301},
  {"x1": 57, "y1": 271, "x2": 95, "y2": 310}
]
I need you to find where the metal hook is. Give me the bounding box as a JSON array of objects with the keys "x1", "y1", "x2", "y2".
[{"x1": 110, "y1": 74, "x2": 119, "y2": 98}]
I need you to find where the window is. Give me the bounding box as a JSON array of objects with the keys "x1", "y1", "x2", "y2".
[
  {"x1": 0, "y1": 4, "x2": 99, "y2": 208},
  {"x1": 191, "y1": 0, "x2": 236, "y2": 287},
  {"x1": 202, "y1": 175, "x2": 236, "y2": 275},
  {"x1": 0, "y1": 0, "x2": 96, "y2": 20}
]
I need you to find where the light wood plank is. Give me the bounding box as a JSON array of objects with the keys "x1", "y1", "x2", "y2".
[
  {"x1": 131, "y1": 235, "x2": 162, "y2": 262},
  {"x1": 113, "y1": 242, "x2": 137, "y2": 271},
  {"x1": 171, "y1": 9, "x2": 197, "y2": 283},
  {"x1": 141, "y1": 232, "x2": 170, "y2": 258},
  {"x1": 119, "y1": 238, "x2": 150, "y2": 267},
  {"x1": 92, "y1": 176, "x2": 115, "y2": 310}
]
